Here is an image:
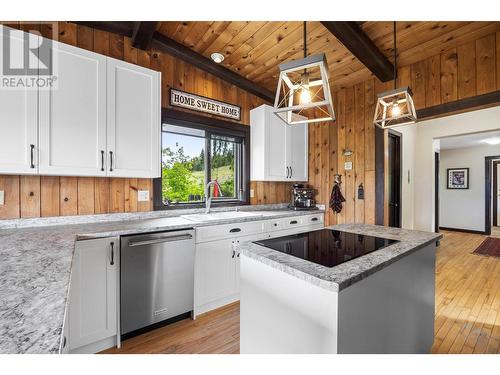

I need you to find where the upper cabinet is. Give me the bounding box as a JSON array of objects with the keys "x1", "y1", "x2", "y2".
[
  {"x1": 250, "y1": 104, "x2": 308, "y2": 182},
  {"x1": 0, "y1": 26, "x2": 161, "y2": 178},
  {"x1": 106, "y1": 58, "x2": 160, "y2": 178},
  {"x1": 0, "y1": 27, "x2": 38, "y2": 174},
  {"x1": 39, "y1": 40, "x2": 107, "y2": 176}
]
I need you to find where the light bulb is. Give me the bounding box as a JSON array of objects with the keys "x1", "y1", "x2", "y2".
[
  {"x1": 391, "y1": 102, "x2": 401, "y2": 116},
  {"x1": 300, "y1": 86, "x2": 311, "y2": 104}
]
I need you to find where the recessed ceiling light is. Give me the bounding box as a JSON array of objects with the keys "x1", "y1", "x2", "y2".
[
  {"x1": 481, "y1": 137, "x2": 500, "y2": 145},
  {"x1": 210, "y1": 52, "x2": 224, "y2": 64}
]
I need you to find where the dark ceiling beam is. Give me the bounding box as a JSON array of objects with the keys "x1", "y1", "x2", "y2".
[
  {"x1": 132, "y1": 21, "x2": 158, "y2": 50},
  {"x1": 151, "y1": 32, "x2": 274, "y2": 102},
  {"x1": 320, "y1": 21, "x2": 395, "y2": 82},
  {"x1": 71, "y1": 21, "x2": 274, "y2": 103},
  {"x1": 417, "y1": 90, "x2": 500, "y2": 120}
]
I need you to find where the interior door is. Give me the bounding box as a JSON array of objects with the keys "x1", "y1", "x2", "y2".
[
  {"x1": 38, "y1": 40, "x2": 107, "y2": 176},
  {"x1": 286, "y1": 121, "x2": 308, "y2": 181},
  {"x1": 0, "y1": 27, "x2": 38, "y2": 174},
  {"x1": 388, "y1": 131, "x2": 402, "y2": 228},
  {"x1": 106, "y1": 57, "x2": 160, "y2": 178},
  {"x1": 266, "y1": 110, "x2": 288, "y2": 180}
]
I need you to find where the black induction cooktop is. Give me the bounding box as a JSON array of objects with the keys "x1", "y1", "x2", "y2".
[{"x1": 254, "y1": 229, "x2": 399, "y2": 268}]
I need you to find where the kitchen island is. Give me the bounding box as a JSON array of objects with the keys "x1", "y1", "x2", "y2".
[{"x1": 237, "y1": 224, "x2": 442, "y2": 354}]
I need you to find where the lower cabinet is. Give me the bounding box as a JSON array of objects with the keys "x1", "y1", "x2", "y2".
[
  {"x1": 68, "y1": 237, "x2": 119, "y2": 354},
  {"x1": 194, "y1": 214, "x2": 324, "y2": 316}
]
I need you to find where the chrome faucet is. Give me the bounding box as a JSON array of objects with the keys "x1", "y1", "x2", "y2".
[{"x1": 205, "y1": 180, "x2": 223, "y2": 214}]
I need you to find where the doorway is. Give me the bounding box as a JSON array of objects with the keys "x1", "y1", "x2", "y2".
[
  {"x1": 388, "y1": 130, "x2": 402, "y2": 228},
  {"x1": 485, "y1": 156, "x2": 500, "y2": 235},
  {"x1": 435, "y1": 152, "x2": 440, "y2": 233}
]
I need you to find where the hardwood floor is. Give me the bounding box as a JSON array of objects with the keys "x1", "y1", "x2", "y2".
[
  {"x1": 431, "y1": 230, "x2": 500, "y2": 354},
  {"x1": 102, "y1": 231, "x2": 499, "y2": 354},
  {"x1": 102, "y1": 302, "x2": 240, "y2": 354}
]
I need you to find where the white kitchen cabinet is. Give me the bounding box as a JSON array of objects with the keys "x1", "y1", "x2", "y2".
[
  {"x1": 0, "y1": 25, "x2": 161, "y2": 178},
  {"x1": 69, "y1": 237, "x2": 119, "y2": 353},
  {"x1": 194, "y1": 214, "x2": 324, "y2": 316},
  {"x1": 39, "y1": 41, "x2": 107, "y2": 176},
  {"x1": 0, "y1": 27, "x2": 38, "y2": 174},
  {"x1": 106, "y1": 57, "x2": 161, "y2": 178},
  {"x1": 250, "y1": 104, "x2": 308, "y2": 181}
]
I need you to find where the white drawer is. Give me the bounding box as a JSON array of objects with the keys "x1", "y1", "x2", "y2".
[
  {"x1": 284, "y1": 216, "x2": 304, "y2": 229},
  {"x1": 302, "y1": 213, "x2": 324, "y2": 226},
  {"x1": 196, "y1": 220, "x2": 265, "y2": 243},
  {"x1": 265, "y1": 218, "x2": 286, "y2": 232}
]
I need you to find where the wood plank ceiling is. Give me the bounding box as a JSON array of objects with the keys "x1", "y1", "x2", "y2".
[{"x1": 156, "y1": 21, "x2": 500, "y2": 92}]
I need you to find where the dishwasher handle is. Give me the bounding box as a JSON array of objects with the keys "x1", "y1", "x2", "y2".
[{"x1": 127, "y1": 233, "x2": 193, "y2": 247}]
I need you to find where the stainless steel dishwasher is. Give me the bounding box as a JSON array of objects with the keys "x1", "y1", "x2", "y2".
[{"x1": 120, "y1": 229, "x2": 195, "y2": 338}]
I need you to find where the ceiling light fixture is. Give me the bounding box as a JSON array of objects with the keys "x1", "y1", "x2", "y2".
[
  {"x1": 481, "y1": 137, "x2": 500, "y2": 145},
  {"x1": 210, "y1": 52, "x2": 224, "y2": 64},
  {"x1": 273, "y1": 21, "x2": 335, "y2": 125},
  {"x1": 373, "y1": 22, "x2": 417, "y2": 129}
]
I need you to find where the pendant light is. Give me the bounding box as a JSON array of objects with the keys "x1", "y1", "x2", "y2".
[
  {"x1": 373, "y1": 21, "x2": 417, "y2": 129},
  {"x1": 273, "y1": 21, "x2": 335, "y2": 125}
]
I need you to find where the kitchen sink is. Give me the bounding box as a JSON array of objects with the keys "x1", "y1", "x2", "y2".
[{"x1": 181, "y1": 211, "x2": 264, "y2": 222}]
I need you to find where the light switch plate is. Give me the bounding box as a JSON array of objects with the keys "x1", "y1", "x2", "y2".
[
  {"x1": 250, "y1": 189, "x2": 254, "y2": 198},
  {"x1": 138, "y1": 190, "x2": 150, "y2": 202},
  {"x1": 0, "y1": 190, "x2": 4, "y2": 205},
  {"x1": 344, "y1": 161, "x2": 353, "y2": 170}
]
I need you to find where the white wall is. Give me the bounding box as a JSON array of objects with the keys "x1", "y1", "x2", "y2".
[
  {"x1": 395, "y1": 105, "x2": 500, "y2": 232},
  {"x1": 439, "y1": 145, "x2": 500, "y2": 232}
]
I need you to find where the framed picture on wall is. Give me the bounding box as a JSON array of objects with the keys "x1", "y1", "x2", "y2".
[{"x1": 447, "y1": 168, "x2": 469, "y2": 189}]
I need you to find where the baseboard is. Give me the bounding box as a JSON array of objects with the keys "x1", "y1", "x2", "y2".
[{"x1": 439, "y1": 226, "x2": 486, "y2": 235}]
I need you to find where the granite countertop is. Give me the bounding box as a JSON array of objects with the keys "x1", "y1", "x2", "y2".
[
  {"x1": 237, "y1": 223, "x2": 442, "y2": 293},
  {"x1": 0, "y1": 204, "x2": 324, "y2": 354}
]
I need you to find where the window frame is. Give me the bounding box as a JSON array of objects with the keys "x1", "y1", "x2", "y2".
[{"x1": 154, "y1": 108, "x2": 250, "y2": 210}]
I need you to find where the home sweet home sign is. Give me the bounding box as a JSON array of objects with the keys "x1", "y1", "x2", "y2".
[{"x1": 170, "y1": 89, "x2": 241, "y2": 120}]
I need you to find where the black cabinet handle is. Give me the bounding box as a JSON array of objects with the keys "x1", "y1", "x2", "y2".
[
  {"x1": 30, "y1": 144, "x2": 35, "y2": 168},
  {"x1": 62, "y1": 336, "x2": 67, "y2": 348},
  {"x1": 232, "y1": 250, "x2": 235, "y2": 258},
  {"x1": 110, "y1": 241, "x2": 115, "y2": 265},
  {"x1": 237, "y1": 252, "x2": 240, "y2": 257},
  {"x1": 273, "y1": 223, "x2": 278, "y2": 227},
  {"x1": 100, "y1": 150, "x2": 105, "y2": 171},
  {"x1": 286, "y1": 166, "x2": 289, "y2": 179},
  {"x1": 311, "y1": 217, "x2": 318, "y2": 222},
  {"x1": 290, "y1": 220, "x2": 298, "y2": 225},
  {"x1": 290, "y1": 166, "x2": 293, "y2": 179},
  {"x1": 109, "y1": 151, "x2": 114, "y2": 172},
  {"x1": 229, "y1": 228, "x2": 241, "y2": 233}
]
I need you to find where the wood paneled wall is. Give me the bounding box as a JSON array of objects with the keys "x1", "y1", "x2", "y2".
[
  {"x1": 307, "y1": 30, "x2": 500, "y2": 226},
  {"x1": 0, "y1": 21, "x2": 274, "y2": 219},
  {"x1": 1, "y1": 23, "x2": 499, "y2": 222}
]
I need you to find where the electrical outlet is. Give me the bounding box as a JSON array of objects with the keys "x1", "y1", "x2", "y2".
[
  {"x1": 250, "y1": 189, "x2": 254, "y2": 198},
  {"x1": 138, "y1": 190, "x2": 150, "y2": 202},
  {"x1": 0, "y1": 190, "x2": 4, "y2": 205}
]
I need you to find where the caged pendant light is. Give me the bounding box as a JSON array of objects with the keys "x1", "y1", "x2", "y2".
[
  {"x1": 373, "y1": 22, "x2": 417, "y2": 129},
  {"x1": 273, "y1": 21, "x2": 335, "y2": 125}
]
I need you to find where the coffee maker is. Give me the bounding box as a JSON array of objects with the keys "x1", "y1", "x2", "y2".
[{"x1": 290, "y1": 184, "x2": 317, "y2": 210}]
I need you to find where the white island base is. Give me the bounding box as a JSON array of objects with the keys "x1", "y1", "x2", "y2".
[{"x1": 240, "y1": 243, "x2": 436, "y2": 354}]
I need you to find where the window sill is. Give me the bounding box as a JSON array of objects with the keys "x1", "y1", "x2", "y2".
[{"x1": 154, "y1": 200, "x2": 249, "y2": 211}]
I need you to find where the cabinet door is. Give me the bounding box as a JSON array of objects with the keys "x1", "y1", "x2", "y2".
[
  {"x1": 195, "y1": 238, "x2": 237, "y2": 308},
  {"x1": 266, "y1": 111, "x2": 288, "y2": 180},
  {"x1": 38, "y1": 40, "x2": 107, "y2": 176},
  {"x1": 233, "y1": 232, "x2": 271, "y2": 294},
  {"x1": 286, "y1": 121, "x2": 308, "y2": 181},
  {"x1": 69, "y1": 237, "x2": 118, "y2": 351},
  {"x1": 106, "y1": 57, "x2": 160, "y2": 178},
  {"x1": 0, "y1": 27, "x2": 38, "y2": 174}
]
